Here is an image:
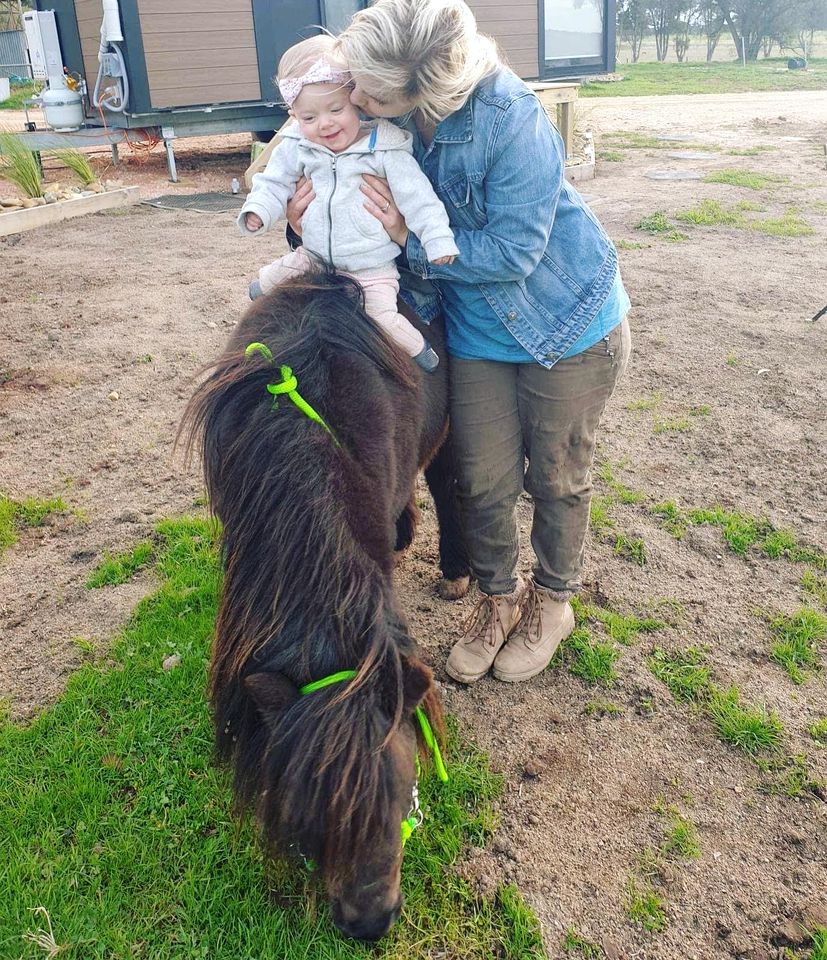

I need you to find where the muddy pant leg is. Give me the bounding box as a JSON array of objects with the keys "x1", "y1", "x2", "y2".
[
  {"x1": 449, "y1": 358, "x2": 523, "y2": 595},
  {"x1": 258, "y1": 248, "x2": 313, "y2": 294},
  {"x1": 360, "y1": 278, "x2": 426, "y2": 357},
  {"x1": 517, "y1": 318, "x2": 632, "y2": 596}
]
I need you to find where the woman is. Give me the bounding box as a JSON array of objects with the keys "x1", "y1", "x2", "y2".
[{"x1": 292, "y1": 0, "x2": 631, "y2": 685}]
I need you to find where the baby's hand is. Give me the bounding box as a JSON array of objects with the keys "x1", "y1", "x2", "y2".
[
  {"x1": 430, "y1": 255, "x2": 456, "y2": 265},
  {"x1": 245, "y1": 212, "x2": 263, "y2": 231}
]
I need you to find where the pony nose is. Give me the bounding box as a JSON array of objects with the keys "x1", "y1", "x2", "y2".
[{"x1": 335, "y1": 899, "x2": 402, "y2": 941}]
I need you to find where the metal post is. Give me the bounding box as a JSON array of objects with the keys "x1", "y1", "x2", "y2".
[
  {"x1": 111, "y1": 142, "x2": 119, "y2": 166},
  {"x1": 161, "y1": 125, "x2": 178, "y2": 182}
]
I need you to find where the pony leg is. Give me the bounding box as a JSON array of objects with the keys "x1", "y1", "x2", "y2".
[
  {"x1": 424, "y1": 438, "x2": 471, "y2": 600},
  {"x1": 395, "y1": 497, "x2": 419, "y2": 553}
]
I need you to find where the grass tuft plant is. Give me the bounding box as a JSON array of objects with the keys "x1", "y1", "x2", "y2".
[
  {"x1": 675, "y1": 199, "x2": 743, "y2": 226},
  {"x1": 809, "y1": 718, "x2": 827, "y2": 744},
  {"x1": 706, "y1": 686, "x2": 783, "y2": 755},
  {"x1": 565, "y1": 628, "x2": 619, "y2": 686},
  {"x1": 87, "y1": 541, "x2": 155, "y2": 588},
  {"x1": 0, "y1": 492, "x2": 67, "y2": 558},
  {"x1": 649, "y1": 647, "x2": 711, "y2": 702},
  {"x1": 625, "y1": 880, "x2": 667, "y2": 932},
  {"x1": 0, "y1": 130, "x2": 43, "y2": 198},
  {"x1": 801, "y1": 570, "x2": 827, "y2": 607},
  {"x1": 636, "y1": 211, "x2": 688, "y2": 241},
  {"x1": 703, "y1": 169, "x2": 788, "y2": 190},
  {"x1": 562, "y1": 928, "x2": 604, "y2": 957},
  {"x1": 769, "y1": 608, "x2": 827, "y2": 684},
  {"x1": 53, "y1": 148, "x2": 97, "y2": 186},
  {"x1": 661, "y1": 812, "x2": 701, "y2": 860}
]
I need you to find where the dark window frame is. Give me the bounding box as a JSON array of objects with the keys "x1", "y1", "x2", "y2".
[{"x1": 538, "y1": 0, "x2": 616, "y2": 80}]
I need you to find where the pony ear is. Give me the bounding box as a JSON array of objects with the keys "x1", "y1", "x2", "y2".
[
  {"x1": 244, "y1": 671, "x2": 300, "y2": 728},
  {"x1": 401, "y1": 655, "x2": 433, "y2": 714}
]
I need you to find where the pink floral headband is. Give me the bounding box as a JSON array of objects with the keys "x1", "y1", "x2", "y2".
[{"x1": 278, "y1": 56, "x2": 351, "y2": 107}]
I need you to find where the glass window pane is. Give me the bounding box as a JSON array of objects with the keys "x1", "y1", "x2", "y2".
[
  {"x1": 322, "y1": 0, "x2": 364, "y2": 34},
  {"x1": 544, "y1": 0, "x2": 603, "y2": 60}
]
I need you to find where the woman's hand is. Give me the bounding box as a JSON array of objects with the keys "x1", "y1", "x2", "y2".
[
  {"x1": 361, "y1": 174, "x2": 409, "y2": 247},
  {"x1": 286, "y1": 176, "x2": 315, "y2": 236}
]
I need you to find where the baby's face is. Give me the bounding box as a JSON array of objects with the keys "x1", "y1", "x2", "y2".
[{"x1": 291, "y1": 83, "x2": 362, "y2": 153}]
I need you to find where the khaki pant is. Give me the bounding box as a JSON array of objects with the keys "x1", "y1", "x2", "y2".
[
  {"x1": 258, "y1": 248, "x2": 426, "y2": 357},
  {"x1": 449, "y1": 317, "x2": 632, "y2": 596}
]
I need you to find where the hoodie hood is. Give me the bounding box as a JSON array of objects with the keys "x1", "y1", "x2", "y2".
[{"x1": 280, "y1": 118, "x2": 412, "y2": 154}]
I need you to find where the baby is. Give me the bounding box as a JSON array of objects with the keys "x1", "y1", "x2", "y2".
[{"x1": 238, "y1": 35, "x2": 459, "y2": 372}]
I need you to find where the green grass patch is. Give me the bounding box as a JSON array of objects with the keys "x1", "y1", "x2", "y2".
[
  {"x1": 769, "y1": 608, "x2": 827, "y2": 684},
  {"x1": 650, "y1": 501, "x2": 687, "y2": 540},
  {"x1": 588, "y1": 494, "x2": 615, "y2": 538},
  {"x1": 626, "y1": 392, "x2": 661, "y2": 411},
  {"x1": 810, "y1": 926, "x2": 827, "y2": 960},
  {"x1": 675, "y1": 199, "x2": 743, "y2": 226},
  {"x1": 577, "y1": 602, "x2": 665, "y2": 646},
  {"x1": 0, "y1": 81, "x2": 39, "y2": 111},
  {"x1": 802, "y1": 570, "x2": 827, "y2": 607},
  {"x1": 583, "y1": 699, "x2": 623, "y2": 718},
  {"x1": 636, "y1": 212, "x2": 688, "y2": 241},
  {"x1": 749, "y1": 210, "x2": 815, "y2": 237},
  {"x1": 615, "y1": 239, "x2": 648, "y2": 250},
  {"x1": 86, "y1": 541, "x2": 155, "y2": 589},
  {"x1": 598, "y1": 149, "x2": 625, "y2": 162},
  {"x1": 565, "y1": 628, "x2": 618, "y2": 686},
  {"x1": 767, "y1": 753, "x2": 827, "y2": 800},
  {"x1": 595, "y1": 461, "x2": 645, "y2": 504},
  {"x1": 603, "y1": 131, "x2": 719, "y2": 151},
  {"x1": 734, "y1": 199, "x2": 767, "y2": 212},
  {"x1": 704, "y1": 169, "x2": 788, "y2": 190},
  {"x1": 624, "y1": 880, "x2": 667, "y2": 932},
  {"x1": 579, "y1": 59, "x2": 827, "y2": 98},
  {"x1": 809, "y1": 718, "x2": 827, "y2": 744},
  {"x1": 0, "y1": 517, "x2": 545, "y2": 960},
  {"x1": 654, "y1": 416, "x2": 691, "y2": 434},
  {"x1": 614, "y1": 534, "x2": 647, "y2": 566},
  {"x1": 727, "y1": 146, "x2": 774, "y2": 156},
  {"x1": 649, "y1": 647, "x2": 711, "y2": 703},
  {"x1": 0, "y1": 492, "x2": 67, "y2": 558},
  {"x1": 706, "y1": 686, "x2": 783, "y2": 755},
  {"x1": 562, "y1": 928, "x2": 604, "y2": 957},
  {"x1": 688, "y1": 404, "x2": 712, "y2": 417},
  {"x1": 661, "y1": 812, "x2": 700, "y2": 860}
]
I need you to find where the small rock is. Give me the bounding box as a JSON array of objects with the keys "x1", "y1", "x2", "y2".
[
  {"x1": 0, "y1": 197, "x2": 24, "y2": 208},
  {"x1": 601, "y1": 938, "x2": 622, "y2": 960},
  {"x1": 162, "y1": 654, "x2": 181, "y2": 672},
  {"x1": 802, "y1": 899, "x2": 827, "y2": 930},
  {"x1": 108, "y1": 390, "x2": 119, "y2": 401},
  {"x1": 21, "y1": 197, "x2": 37, "y2": 208},
  {"x1": 522, "y1": 760, "x2": 542, "y2": 779},
  {"x1": 774, "y1": 918, "x2": 807, "y2": 947},
  {"x1": 87, "y1": 181, "x2": 105, "y2": 193},
  {"x1": 46, "y1": 330, "x2": 60, "y2": 342},
  {"x1": 44, "y1": 191, "x2": 58, "y2": 204}
]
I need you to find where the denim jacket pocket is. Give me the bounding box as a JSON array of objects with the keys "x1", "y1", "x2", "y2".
[{"x1": 439, "y1": 174, "x2": 487, "y2": 230}]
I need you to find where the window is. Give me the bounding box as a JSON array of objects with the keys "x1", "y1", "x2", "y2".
[
  {"x1": 540, "y1": 0, "x2": 613, "y2": 78},
  {"x1": 321, "y1": 0, "x2": 365, "y2": 34}
]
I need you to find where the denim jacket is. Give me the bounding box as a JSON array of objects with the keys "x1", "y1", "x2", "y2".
[{"x1": 403, "y1": 68, "x2": 618, "y2": 368}]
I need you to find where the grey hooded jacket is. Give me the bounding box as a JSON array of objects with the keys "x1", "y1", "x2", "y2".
[{"x1": 238, "y1": 119, "x2": 459, "y2": 273}]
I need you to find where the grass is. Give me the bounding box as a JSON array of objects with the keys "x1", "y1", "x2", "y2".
[
  {"x1": 676, "y1": 199, "x2": 743, "y2": 226},
  {"x1": 650, "y1": 501, "x2": 687, "y2": 539},
  {"x1": 0, "y1": 493, "x2": 67, "y2": 558},
  {"x1": 811, "y1": 927, "x2": 827, "y2": 960},
  {"x1": 654, "y1": 416, "x2": 691, "y2": 434},
  {"x1": 703, "y1": 169, "x2": 788, "y2": 190},
  {"x1": 727, "y1": 146, "x2": 774, "y2": 156},
  {"x1": 672, "y1": 199, "x2": 814, "y2": 236},
  {"x1": 575, "y1": 601, "x2": 665, "y2": 646},
  {"x1": 615, "y1": 239, "x2": 648, "y2": 250},
  {"x1": 564, "y1": 628, "x2": 619, "y2": 686},
  {"x1": 769, "y1": 608, "x2": 827, "y2": 684},
  {"x1": 661, "y1": 812, "x2": 701, "y2": 860},
  {"x1": 579, "y1": 59, "x2": 827, "y2": 98},
  {"x1": 53, "y1": 149, "x2": 97, "y2": 187},
  {"x1": 594, "y1": 461, "x2": 645, "y2": 505},
  {"x1": 614, "y1": 534, "x2": 647, "y2": 566},
  {"x1": 0, "y1": 518, "x2": 547, "y2": 960},
  {"x1": 706, "y1": 686, "x2": 784, "y2": 755},
  {"x1": 626, "y1": 392, "x2": 661, "y2": 411},
  {"x1": 802, "y1": 569, "x2": 827, "y2": 606},
  {"x1": 603, "y1": 131, "x2": 719, "y2": 151},
  {"x1": 0, "y1": 81, "x2": 39, "y2": 111},
  {"x1": 598, "y1": 149, "x2": 625, "y2": 161},
  {"x1": 0, "y1": 130, "x2": 43, "y2": 198},
  {"x1": 635, "y1": 212, "x2": 688, "y2": 242},
  {"x1": 809, "y1": 718, "x2": 827, "y2": 743},
  {"x1": 624, "y1": 880, "x2": 667, "y2": 932},
  {"x1": 649, "y1": 647, "x2": 711, "y2": 703},
  {"x1": 562, "y1": 928, "x2": 603, "y2": 957},
  {"x1": 86, "y1": 541, "x2": 155, "y2": 589},
  {"x1": 750, "y1": 210, "x2": 815, "y2": 237}
]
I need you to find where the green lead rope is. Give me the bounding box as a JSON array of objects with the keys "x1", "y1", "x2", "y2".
[
  {"x1": 298, "y1": 669, "x2": 448, "y2": 849},
  {"x1": 244, "y1": 342, "x2": 340, "y2": 448}
]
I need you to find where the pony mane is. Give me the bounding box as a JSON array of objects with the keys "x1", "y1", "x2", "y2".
[{"x1": 179, "y1": 270, "x2": 442, "y2": 871}]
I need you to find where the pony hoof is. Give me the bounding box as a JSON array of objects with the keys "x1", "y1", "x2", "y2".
[{"x1": 437, "y1": 575, "x2": 471, "y2": 600}]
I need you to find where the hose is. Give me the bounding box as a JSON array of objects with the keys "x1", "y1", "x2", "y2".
[{"x1": 92, "y1": 42, "x2": 129, "y2": 113}]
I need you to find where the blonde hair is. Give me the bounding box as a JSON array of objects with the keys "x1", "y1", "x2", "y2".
[
  {"x1": 338, "y1": 0, "x2": 500, "y2": 124},
  {"x1": 276, "y1": 34, "x2": 347, "y2": 83}
]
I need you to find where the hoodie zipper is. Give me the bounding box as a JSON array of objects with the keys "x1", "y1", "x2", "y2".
[{"x1": 327, "y1": 155, "x2": 337, "y2": 265}]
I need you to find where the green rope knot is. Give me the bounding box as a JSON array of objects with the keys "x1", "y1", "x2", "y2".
[{"x1": 244, "y1": 342, "x2": 340, "y2": 448}]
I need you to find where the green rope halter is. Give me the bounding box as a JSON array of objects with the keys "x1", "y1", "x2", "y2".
[
  {"x1": 299, "y1": 669, "x2": 448, "y2": 849},
  {"x1": 244, "y1": 342, "x2": 340, "y2": 447}
]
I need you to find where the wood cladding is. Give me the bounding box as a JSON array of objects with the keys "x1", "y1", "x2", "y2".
[
  {"x1": 137, "y1": 0, "x2": 261, "y2": 108},
  {"x1": 468, "y1": 0, "x2": 540, "y2": 78}
]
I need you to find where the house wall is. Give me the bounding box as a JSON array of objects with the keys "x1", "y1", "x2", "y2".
[
  {"x1": 73, "y1": 0, "x2": 262, "y2": 110},
  {"x1": 467, "y1": 0, "x2": 540, "y2": 80}
]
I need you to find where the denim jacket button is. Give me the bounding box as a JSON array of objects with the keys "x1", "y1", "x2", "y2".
[
  {"x1": 507, "y1": 311, "x2": 517, "y2": 321},
  {"x1": 546, "y1": 351, "x2": 557, "y2": 360}
]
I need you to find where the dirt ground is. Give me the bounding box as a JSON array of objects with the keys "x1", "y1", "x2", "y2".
[{"x1": 1, "y1": 91, "x2": 826, "y2": 959}]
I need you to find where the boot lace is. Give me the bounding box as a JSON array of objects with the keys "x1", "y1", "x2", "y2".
[
  {"x1": 512, "y1": 584, "x2": 542, "y2": 649},
  {"x1": 459, "y1": 593, "x2": 505, "y2": 649}
]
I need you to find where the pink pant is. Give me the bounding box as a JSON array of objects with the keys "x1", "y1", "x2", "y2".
[{"x1": 257, "y1": 248, "x2": 425, "y2": 358}]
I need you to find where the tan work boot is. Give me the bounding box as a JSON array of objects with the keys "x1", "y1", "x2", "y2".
[
  {"x1": 492, "y1": 581, "x2": 575, "y2": 683},
  {"x1": 445, "y1": 579, "x2": 527, "y2": 684}
]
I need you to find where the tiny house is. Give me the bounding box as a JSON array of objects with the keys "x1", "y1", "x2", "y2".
[{"x1": 33, "y1": 0, "x2": 615, "y2": 122}]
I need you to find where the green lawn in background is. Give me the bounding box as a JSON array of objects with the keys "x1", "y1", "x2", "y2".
[
  {"x1": 0, "y1": 518, "x2": 544, "y2": 960},
  {"x1": 0, "y1": 82, "x2": 38, "y2": 111},
  {"x1": 580, "y1": 59, "x2": 827, "y2": 97}
]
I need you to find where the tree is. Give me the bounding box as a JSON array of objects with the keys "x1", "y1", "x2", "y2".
[
  {"x1": 696, "y1": 0, "x2": 726, "y2": 60},
  {"x1": 647, "y1": 0, "x2": 680, "y2": 61},
  {"x1": 618, "y1": 0, "x2": 648, "y2": 62},
  {"x1": 672, "y1": 0, "x2": 695, "y2": 61},
  {"x1": 715, "y1": 0, "x2": 796, "y2": 61}
]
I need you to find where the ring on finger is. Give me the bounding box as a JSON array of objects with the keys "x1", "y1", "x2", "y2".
[{"x1": 383, "y1": 201, "x2": 390, "y2": 213}]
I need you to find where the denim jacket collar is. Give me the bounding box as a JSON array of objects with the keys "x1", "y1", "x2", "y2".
[{"x1": 433, "y1": 96, "x2": 474, "y2": 143}]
